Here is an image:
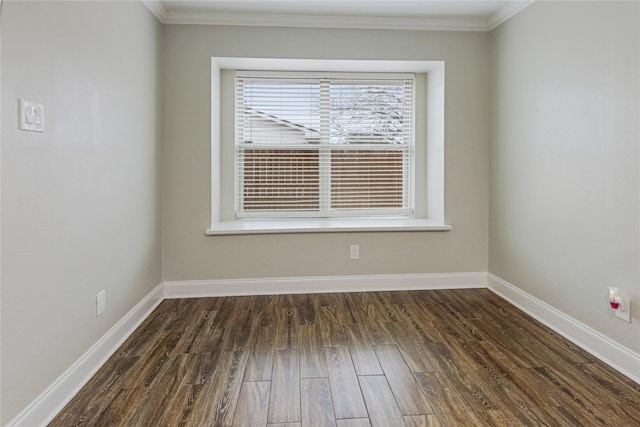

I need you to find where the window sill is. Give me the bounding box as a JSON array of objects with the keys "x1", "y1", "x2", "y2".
[{"x1": 205, "y1": 218, "x2": 452, "y2": 236}]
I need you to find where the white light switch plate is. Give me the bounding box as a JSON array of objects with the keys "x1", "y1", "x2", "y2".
[{"x1": 19, "y1": 99, "x2": 45, "y2": 132}]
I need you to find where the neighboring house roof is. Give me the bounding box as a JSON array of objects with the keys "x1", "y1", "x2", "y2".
[{"x1": 243, "y1": 107, "x2": 320, "y2": 143}]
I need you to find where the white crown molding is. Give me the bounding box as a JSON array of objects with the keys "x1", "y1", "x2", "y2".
[
  {"x1": 162, "y1": 10, "x2": 490, "y2": 31},
  {"x1": 488, "y1": 274, "x2": 640, "y2": 384},
  {"x1": 6, "y1": 283, "x2": 165, "y2": 427},
  {"x1": 142, "y1": 1, "x2": 535, "y2": 32},
  {"x1": 163, "y1": 272, "x2": 488, "y2": 298},
  {"x1": 488, "y1": 0, "x2": 535, "y2": 30},
  {"x1": 141, "y1": 0, "x2": 167, "y2": 23}
]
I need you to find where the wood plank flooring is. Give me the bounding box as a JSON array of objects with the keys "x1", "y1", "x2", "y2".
[{"x1": 49, "y1": 289, "x2": 640, "y2": 426}]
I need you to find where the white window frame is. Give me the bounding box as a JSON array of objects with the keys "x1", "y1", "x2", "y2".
[{"x1": 207, "y1": 58, "x2": 450, "y2": 235}]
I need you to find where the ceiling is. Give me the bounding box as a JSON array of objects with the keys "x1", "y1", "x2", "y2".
[{"x1": 144, "y1": 0, "x2": 535, "y2": 31}]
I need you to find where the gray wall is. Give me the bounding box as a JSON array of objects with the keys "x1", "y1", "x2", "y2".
[
  {"x1": 162, "y1": 25, "x2": 491, "y2": 281},
  {"x1": 490, "y1": 1, "x2": 640, "y2": 352},
  {"x1": 0, "y1": 1, "x2": 162, "y2": 423}
]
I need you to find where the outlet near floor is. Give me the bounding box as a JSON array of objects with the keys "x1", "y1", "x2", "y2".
[
  {"x1": 350, "y1": 245, "x2": 360, "y2": 260},
  {"x1": 615, "y1": 297, "x2": 631, "y2": 323}
]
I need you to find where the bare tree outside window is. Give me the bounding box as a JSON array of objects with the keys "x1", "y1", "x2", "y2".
[{"x1": 330, "y1": 83, "x2": 406, "y2": 145}]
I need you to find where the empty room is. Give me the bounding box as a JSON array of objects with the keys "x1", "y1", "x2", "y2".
[{"x1": 1, "y1": 0, "x2": 639, "y2": 425}]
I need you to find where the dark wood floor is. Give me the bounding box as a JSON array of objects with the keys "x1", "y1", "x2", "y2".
[{"x1": 50, "y1": 289, "x2": 640, "y2": 426}]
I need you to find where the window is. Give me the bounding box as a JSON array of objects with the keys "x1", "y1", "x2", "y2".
[
  {"x1": 208, "y1": 58, "x2": 448, "y2": 234},
  {"x1": 235, "y1": 72, "x2": 415, "y2": 219}
]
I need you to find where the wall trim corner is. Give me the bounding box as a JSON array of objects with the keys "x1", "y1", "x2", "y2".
[
  {"x1": 6, "y1": 283, "x2": 165, "y2": 427},
  {"x1": 488, "y1": 273, "x2": 640, "y2": 383}
]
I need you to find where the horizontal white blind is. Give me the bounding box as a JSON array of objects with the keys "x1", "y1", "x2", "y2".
[{"x1": 235, "y1": 72, "x2": 415, "y2": 218}]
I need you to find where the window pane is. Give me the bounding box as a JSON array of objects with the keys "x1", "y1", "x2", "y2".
[
  {"x1": 239, "y1": 78, "x2": 321, "y2": 145},
  {"x1": 241, "y1": 149, "x2": 319, "y2": 211},
  {"x1": 329, "y1": 80, "x2": 408, "y2": 145},
  {"x1": 331, "y1": 149, "x2": 405, "y2": 209}
]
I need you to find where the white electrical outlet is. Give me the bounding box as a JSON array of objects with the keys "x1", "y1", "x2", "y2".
[
  {"x1": 615, "y1": 297, "x2": 631, "y2": 322},
  {"x1": 96, "y1": 290, "x2": 106, "y2": 316},
  {"x1": 350, "y1": 245, "x2": 360, "y2": 260}
]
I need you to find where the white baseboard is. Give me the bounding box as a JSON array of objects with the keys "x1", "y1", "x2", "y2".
[
  {"x1": 488, "y1": 273, "x2": 640, "y2": 384},
  {"x1": 11, "y1": 272, "x2": 639, "y2": 427},
  {"x1": 163, "y1": 272, "x2": 489, "y2": 299},
  {"x1": 7, "y1": 283, "x2": 165, "y2": 427}
]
